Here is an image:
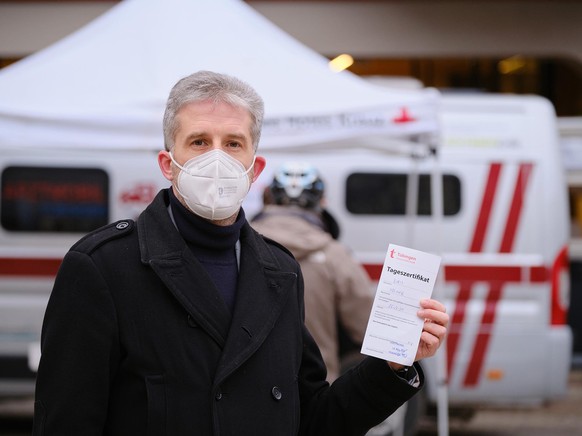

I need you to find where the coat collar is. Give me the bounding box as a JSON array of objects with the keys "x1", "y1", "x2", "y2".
[
  {"x1": 137, "y1": 190, "x2": 297, "y2": 380},
  {"x1": 138, "y1": 190, "x2": 231, "y2": 346},
  {"x1": 215, "y1": 223, "x2": 298, "y2": 383}
]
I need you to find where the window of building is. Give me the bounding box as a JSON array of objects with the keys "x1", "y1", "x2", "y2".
[
  {"x1": 347, "y1": 56, "x2": 582, "y2": 117},
  {"x1": 1, "y1": 166, "x2": 109, "y2": 232}
]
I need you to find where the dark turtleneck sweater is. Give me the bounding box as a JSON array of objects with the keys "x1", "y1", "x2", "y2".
[{"x1": 168, "y1": 189, "x2": 244, "y2": 314}]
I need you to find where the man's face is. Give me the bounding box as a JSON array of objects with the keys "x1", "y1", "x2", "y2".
[{"x1": 157, "y1": 99, "x2": 266, "y2": 222}]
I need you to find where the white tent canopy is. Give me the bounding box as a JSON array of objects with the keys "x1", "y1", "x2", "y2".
[{"x1": 0, "y1": 0, "x2": 439, "y2": 151}]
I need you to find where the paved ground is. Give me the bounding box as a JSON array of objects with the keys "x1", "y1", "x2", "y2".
[
  {"x1": 1, "y1": 367, "x2": 582, "y2": 435},
  {"x1": 418, "y1": 366, "x2": 582, "y2": 436}
]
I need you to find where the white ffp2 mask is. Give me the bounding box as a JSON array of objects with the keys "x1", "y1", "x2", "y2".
[{"x1": 170, "y1": 149, "x2": 255, "y2": 221}]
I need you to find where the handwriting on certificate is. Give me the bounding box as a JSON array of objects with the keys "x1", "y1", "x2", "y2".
[{"x1": 361, "y1": 244, "x2": 441, "y2": 366}]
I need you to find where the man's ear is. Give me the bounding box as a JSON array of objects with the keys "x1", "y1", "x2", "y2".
[
  {"x1": 158, "y1": 150, "x2": 174, "y2": 181},
  {"x1": 252, "y1": 155, "x2": 266, "y2": 182}
]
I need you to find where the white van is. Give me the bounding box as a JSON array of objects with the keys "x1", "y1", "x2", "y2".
[
  {"x1": 0, "y1": 94, "x2": 572, "y2": 431},
  {"x1": 245, "y1": 93, "x2": 573, "y2": 426},
  {"x1": 0, "y1": 148, "x2": 169, "y2": 395}
]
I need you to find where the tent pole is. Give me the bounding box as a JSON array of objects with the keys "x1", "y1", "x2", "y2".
[{"x1": 431, "y1": 148, "x2": 449, "y2": 436}]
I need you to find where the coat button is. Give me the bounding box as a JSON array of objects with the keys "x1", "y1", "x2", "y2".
[
  {"x1": 116, "y1": 221, "x2": 129, "y2": 230},
  {"x1": 215, "y1": 391, "x2": 222, "y2": 401},
  {"x1": 271, "y1": 386, "x2": 282, "y2": 401}
]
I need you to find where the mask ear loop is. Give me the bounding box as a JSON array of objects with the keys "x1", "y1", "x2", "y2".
[
  {"x1": 169, "y1": 151, "x2": 187, "y2": 173},
  {"x1": 244, "y1": 155, "x2": 257, "y2": 177},
  {"x1": 168, "y1": 152, "x2": 195, "y2": 207}
]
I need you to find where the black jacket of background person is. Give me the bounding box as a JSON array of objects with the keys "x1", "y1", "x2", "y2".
[{"x1": 33, "y1": 189, "x2": 423, "y2": 436}]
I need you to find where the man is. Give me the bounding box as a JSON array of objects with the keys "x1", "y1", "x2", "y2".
[
  {"x1": 251, "y1": 163, "x2": 374, "y2": 382},
  {"x1": 33, "y1": 70, "x2": 448, "y2": 436}
]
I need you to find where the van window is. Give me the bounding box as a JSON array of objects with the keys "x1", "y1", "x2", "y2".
[
  {"x1": 1, "y1": 166, "x2": 109, "y2": 232},
  {"x1": 345, "y1": 173, "x2": 461, "y2": 216}
]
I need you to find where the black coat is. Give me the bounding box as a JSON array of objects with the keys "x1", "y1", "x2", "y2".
[{"x1": 33, "y1": 190, "x2": 422, "y2": 436}]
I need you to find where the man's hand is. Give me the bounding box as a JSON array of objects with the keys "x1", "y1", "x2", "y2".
[
  {"x1": 388, "y1": 298, "x2": 449, "y2": 371},
  {"x1": 415, "y1": 298, "x2": 448, "y2": 361}
]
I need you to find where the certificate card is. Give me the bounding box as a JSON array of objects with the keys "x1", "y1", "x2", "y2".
[{"x1": 361, "y1": 244, "x2": 441, "y2": 366}]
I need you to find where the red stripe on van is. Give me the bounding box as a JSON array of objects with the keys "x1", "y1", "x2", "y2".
[
  {"x1": 448, "y1": 162, "x2": 502, "y2": 385},
  {"x1": 446, "y1": 282, "x2": 473, "y2": 377},
  {"x1": 362, "y1": 263, "x2": 383, "y2": 282},
  {"x1": 0, "y1": 258, "x2": 62, "y2": 277},
  {"x1": 363, "y1": 264, "x2": 550, "y2": 283},
  {"x1": 551, "y1": 245, "x2": 569, "y2": 325},
  {"x1": 445, "y1": 265, "x2": 548, "y2": 282},
  {"x1": 470, "y1": 163, "x2": 501, "y2": 253},
  {"x1": 499, "y1": 163, "x2": 533, "y2": 253},
  {"x1": 464, "y1": 282, "x2": 503, "y2": 386},
  {"x1": 463, "y1": 162, "x2": 534, "y2": 387}
]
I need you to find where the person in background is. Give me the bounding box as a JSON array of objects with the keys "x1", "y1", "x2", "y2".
[
  {"x1": 33, "y1": 70, "x2": 448, "y2": 435},
  {"x1": 251, "y1": 162, "x2": 374, "y2": 382}
]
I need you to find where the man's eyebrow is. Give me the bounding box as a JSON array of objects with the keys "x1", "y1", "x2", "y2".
[
  {"x1": 183, "y1": 131, "x2": 205, "y2": 142},
  {"x1": 182, "y1": 131, "x2": 250, "y2": 143},
  {"x1": 226, "y1": 132, "x2": 250, "y2": 141}
]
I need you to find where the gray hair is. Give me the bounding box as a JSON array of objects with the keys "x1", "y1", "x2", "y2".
[{"x1": 163, "y1": 70, "x2": 264, "y2": 151}]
